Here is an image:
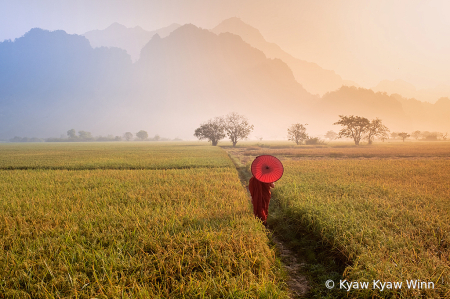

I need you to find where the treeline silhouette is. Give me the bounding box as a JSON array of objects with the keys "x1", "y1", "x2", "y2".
[{"x1": 9, "y1": 129, "x2": 181, "y2": 142}]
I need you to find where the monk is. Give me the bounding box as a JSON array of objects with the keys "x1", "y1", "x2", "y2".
[{"x1": 248, "y1": 176, "x2": 275, "y2": 227}]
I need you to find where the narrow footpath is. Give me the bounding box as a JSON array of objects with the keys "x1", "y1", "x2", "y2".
[{"x1": 223, "y1": 147, "x2": 310, "y2": 298}]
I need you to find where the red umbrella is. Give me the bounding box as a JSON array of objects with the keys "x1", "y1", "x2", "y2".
[{"x1": 251, "y1": 155, "x2": 284, "y2": 183}]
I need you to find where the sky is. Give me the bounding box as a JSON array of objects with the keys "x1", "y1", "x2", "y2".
[{"x1": 1, "y1": 0, "x2": 450, "y2": 90}]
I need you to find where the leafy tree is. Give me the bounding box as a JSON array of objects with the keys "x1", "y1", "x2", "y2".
[
  {"x1": 324, "y1": 130, "x2": 337, "y2": 140},
  {"x1": 223, "y1": 112, "x2": 254, "y2": 147},
  {"x1": 390, "y1": 132, "x2": 399, "y2": 139},
  {"x1": 124, "y1": 132, "x2": 133, "y2": 141},
  {"x1": 78, "y1": 131, "x2": 92, "y2": 140},
  {"x1": 334, "y1": 115, "x2": 370, "y2": 145},
  {"x1": 136, "y1": 130, "x2": 148, "y2": 141},
  {"x1": 366, "y1": 118, "x2": 390, "y2": 145},
  {"x1": 194, "y1": 117, "x2": 226, "y2": 146},
  {"x1": 398, "y1": 132, "x2": 410, "y2": 142},
  {"x1": 67, "y1": 129, "x2": 76, "y2": 139},
  {"x1": 411, "y1": 130, "x2": 421, "y2": 140},
  {"x1": 287, "y1": 123, "x2": 308, "y2": 145},
  {"x1": 153, "y1": 134, "x2": 160, "y2": 141}
]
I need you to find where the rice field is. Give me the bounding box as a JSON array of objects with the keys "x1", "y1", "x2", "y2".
[
  {"x1": 0, "y1": 142, "x2": 233, "y2": 170},
  {"x1": 4, "y1": 141, "x2": 450, "y2": 298},
  {"x1": 228, "y1": 141, "x2": 450, "y2": 298},
  {"x1": 0, "y1": 143, "x2": 288, "y2": 298}
]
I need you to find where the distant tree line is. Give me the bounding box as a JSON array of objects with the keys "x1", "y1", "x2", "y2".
[
  {"x1": 391, "y1": 130, "x2": 448, "y2": 142},
  {"x1": 9, "y1": 129, "x2": 183, "y2": 142},
  {"x1": 194, "y1": 113, "x2": 447, "y2": 146}
]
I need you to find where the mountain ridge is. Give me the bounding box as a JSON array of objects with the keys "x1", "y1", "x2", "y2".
[
  {"x1": 211, "y1": 17, "x2": 359, "y2": 96},
  {"x1": 83, "y1": 22, "x2": 181, "y2": 62}
]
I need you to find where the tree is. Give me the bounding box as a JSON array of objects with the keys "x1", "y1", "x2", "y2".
[
  {"x1": 136, "y1": 130, "x2": 148, "y2": 141},
  {"x1": 194, "y1": 117, "x2": 226, "y2": 146},
  {"x1": 411, "y1": 130, "x2": 421, "y2": 140},
  {"x1": 153, "y1": 134, "x2": 160, "y2": 141},
  {"x1": 124, "y1": 132, "x2": 133, "y2": 141},
  {"x1": 390, "y1": 132, "x2": 399, "y2": 140},
  {"x1": 287, "y1": 123, "x2": 308, "y2": 145},
  {"x1": 78, "y1": 131, "x2": 92, "y2": 140},
  {"x1": 334, "y1": 115, "x2": 370, "y2": 145},
  {"x1": 67, "y1": 129, "x2": 76, "y2": 139},
  {"x1": 324, "y1": 130, "x2": 337, "y2": 140},
  {"x1": 398, "y1": 132, "x2": 410, "y2": 142},
  {"x1": 223, "y1": 112, "x2": 254, "y2": 147},
  {"x1": 365, "y1": 118, "x2": 390, "y2": 145}
]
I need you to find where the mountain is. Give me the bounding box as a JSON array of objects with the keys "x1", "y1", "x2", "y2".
[
  {"x1": 211, "y1": 17, "x2": 359, "y2": 96},
  {"x1": 2, "y1": 24, "x2": 449, "y2": 141},
  {"x1": 313, "y1": 86, "x2": 450, "y2": 133},
  {"x1": 0, "y1": 25, "x2": 316, "y2": 140},
  {"x1": 316, "y1": 86, "x2": 410, "y2": 132},
  {"x1": 83, "y1": 22, "x2": 181, "y2": 62},
  {"x1": 129, "y1": 24, "x2": 317, "y2": 139},
  {"x1": 372, "y1": 79, "x2": 450, "y2": 104},
  {"x1": 0, "y1": 28, "x2": 133, "y2": 139}
]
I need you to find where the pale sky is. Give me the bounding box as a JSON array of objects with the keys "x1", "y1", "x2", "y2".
[{"x1": 1, "y1": 0, "x2": 449, "y2": 89}]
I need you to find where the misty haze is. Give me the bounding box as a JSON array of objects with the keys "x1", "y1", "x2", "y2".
[
  {"x1": 1, "y1": 2, "x2": 449, "y2": 298},
  {"x1": 1, "y1": 17, "x2": 449, "y2": 141}
]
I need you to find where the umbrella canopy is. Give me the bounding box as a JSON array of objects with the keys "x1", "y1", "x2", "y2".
[{"x1": 251, "y1": 155, "x2": 284, "y2": 183}]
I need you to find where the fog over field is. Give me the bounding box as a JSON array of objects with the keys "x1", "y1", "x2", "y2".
[{"x1": 1, "y1": 1, "x2": 450, "y2": 140}]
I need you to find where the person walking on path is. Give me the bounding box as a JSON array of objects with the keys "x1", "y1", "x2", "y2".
[
  {"x1": 249, "y1": 176, "x2": 274, "y2": 227},
  {"x1": 249, "y1": 155, "x2": 283, "y2": 227}
]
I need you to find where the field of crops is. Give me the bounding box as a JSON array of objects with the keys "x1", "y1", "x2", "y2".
[
  {"x1": 228, "y1": 141, "x2": 450, "y2": 298},
  {"x1": 0, "y1": 142, "x2": 233, "y2": 170},
  {"x1": 0, "y1": 143, "x2": 288, "y2": 298}
]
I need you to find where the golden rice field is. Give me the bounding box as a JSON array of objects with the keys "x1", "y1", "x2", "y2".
[
  {"x1": 236, "y1": 140, "x2": 450, "y2": 159},
  {"x1": 229, "y1": 141, "x2": 450, "y2": 298},
  {"x1": 3, "y1": 141, "x2": 450, "y2": 298},
  {"x1": 0, "y1": 142, "x2": 232, "y2": 170},
  {"x1": 0, "y1": 143, "x2": 288, "y2": 298}
]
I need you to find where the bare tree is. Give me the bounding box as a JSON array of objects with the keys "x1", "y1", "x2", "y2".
[
  {"x1": 398, "y1": 132, "x2": 410, "y2": 142},
  {"x1": 123, "y1": 132, "x2": 133, "y2": 141},
  {"x1": 287, "y1": 123, "x2": 308, "y2": 145},
  {"x1": 136, "y1": 130, "x2": 148, "y2": 141},
  {"x1": 194, "y1": 117, "x2": 226, "y2": 146},
  {"x1": 366, "y1": 118, "x2": 390, "y2": 145},
  {"x1": 223, "y1": 112, "x2": 254, "y2": 147},
  {"x1": 334, "y1": 115, "x2": 370, "y2": 145}
]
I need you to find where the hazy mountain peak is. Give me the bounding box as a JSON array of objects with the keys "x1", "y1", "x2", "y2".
[
  {"x1": 107, "y1": 22, "x2": 127, "y2": 30},
  {"x1": 211, "y1": 18, "x2": 358, "y2": 96},
  {"x1": 212, "y1": 17, "x2": 267, "y2": 45},
  {"x1": 435, "y1": 97, "x2": 450, "y2": 108},
  {"x1": 83, "y1": 23, "x2": 181, "y2": 62}
]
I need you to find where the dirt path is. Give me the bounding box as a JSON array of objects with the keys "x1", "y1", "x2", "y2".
[{"x1": 223, "y1": 147, "x2": 310, "y2": 298}]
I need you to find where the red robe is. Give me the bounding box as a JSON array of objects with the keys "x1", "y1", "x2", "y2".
[{"x1": 248, "y1": 176, "x2": 272, "y2": 224}]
